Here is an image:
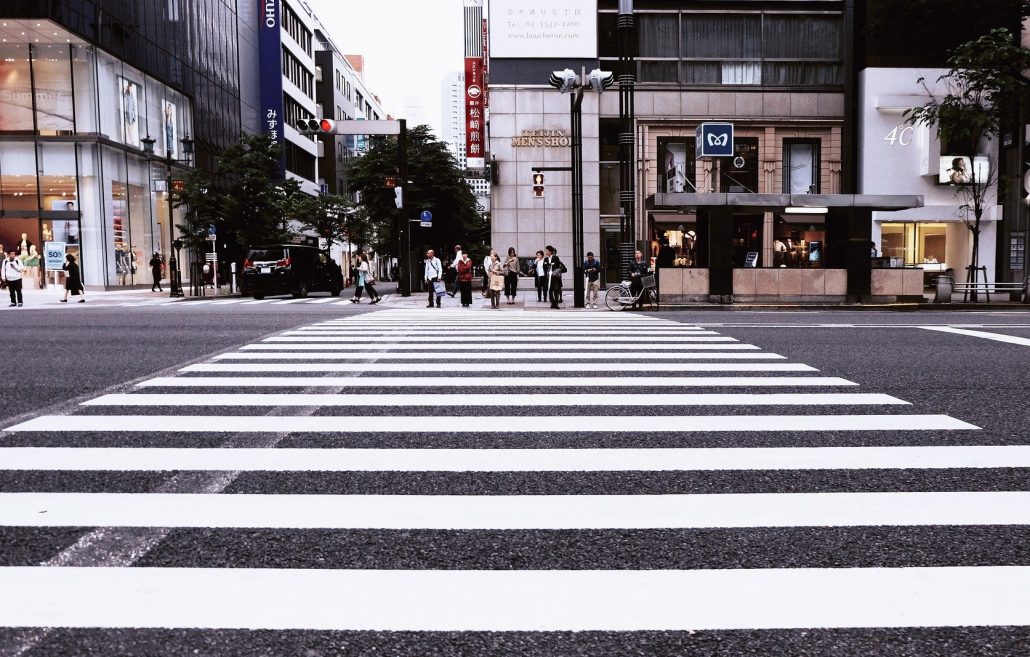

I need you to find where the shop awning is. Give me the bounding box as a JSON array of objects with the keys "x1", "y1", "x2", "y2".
[{"x1": 648, "y1": 193, "x2": 924, "y2": 213}]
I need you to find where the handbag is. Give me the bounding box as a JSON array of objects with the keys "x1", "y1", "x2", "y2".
[
  {"x1": 433, "y1": 280, "x2": 447, "y2": 296},
  {"x1": 489, "y1": 274, "x2": 504, "y2": 291}
]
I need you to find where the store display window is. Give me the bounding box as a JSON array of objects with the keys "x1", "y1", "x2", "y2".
[
  {"x1": 773, "y1": 216, "x2": 827, "y2": 268},
  {"x1": 880, "y1": 222, "x2": 949, "y2": 268},
  {"x1": 658, "y1": 138, "x2": 696, "y2": 193},
  {"x1": 720, "y1": 138, "x2": 759, "y2": 193},
  {"x1": 651, "y1": 218, "x2": 700, "y2": 268}
]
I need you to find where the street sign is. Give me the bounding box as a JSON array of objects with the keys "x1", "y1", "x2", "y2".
[
  {"x1": 420, "y1": 210, "x2": 433, "y2": 228},
  {"x1": 207, "y1": 224, "x2": 216, "y2": 236},
  {"x1": 696, "y1": 122, "x2": 734, "y2": 159},
  {"x1": 332, "y1": 119, "x2": 402, "y2": 136},
  {"x1": 44, "y1": 242, "x2": 66, "y2": 270},
  {"x1": 319, "y1": 183, "x2": 328, "y2": 195},
  {"x1": 206, "y1": 235, "x2": 217, "y2": 241}
]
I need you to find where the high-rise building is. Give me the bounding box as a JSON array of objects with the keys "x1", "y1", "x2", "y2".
[{"x1": 0, "y1": 1, "x2": 255, "y2": 289}]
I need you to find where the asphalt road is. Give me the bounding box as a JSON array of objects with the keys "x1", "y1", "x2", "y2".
[{"x1": 0, "y1": 303, "x2": 1028, "y2": 656}]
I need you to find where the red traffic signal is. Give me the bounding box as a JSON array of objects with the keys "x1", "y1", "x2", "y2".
[
  {"x1": 384, "y1": 176, "x2": 397, "y2": 188},
  {"x1": 295, "y1": 118, "x2": 336, "y2": 135}
]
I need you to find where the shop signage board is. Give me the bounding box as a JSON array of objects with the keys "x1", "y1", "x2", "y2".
[
  {"x1": 44, "y1": 242, "x2": 66, "y2": 271},
  {"x1": 420, "y1": 210, "x2": 433, "y2": 228},
  {"x1": 465, "y1": 56, "x2": 485, "y2": 169},
  {"x1": 744, "y1": 252, "x2": 759, "y2": 268},
  {"x1": 488, "y1": 0, "x2": 597, "y2": 59},
  {"x1": 696, "y1": 123, "x2": 735, "y2": 159},
  {"x1": 258, "y1": 0, "x2": 285, "y2": 175}
]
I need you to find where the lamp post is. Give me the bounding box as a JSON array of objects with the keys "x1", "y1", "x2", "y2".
[
  {"x1": 549, "y1": 67, "x2": 614, "y2": 308},
  {"x1": 617, "y1": 0, "x2": 637, "y2": 280},
  {"x1": 142, "y1": 134, "x2": 193, "y2": 297}
]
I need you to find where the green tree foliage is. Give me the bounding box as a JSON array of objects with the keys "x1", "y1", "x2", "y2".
[
  {"x1": 346, "y1": 125, "x2": 485, "y2": 259},
  {"x1": 906, "y1": 26, "x2": 1029, "y2": 295},
  {"x1": 295, "y1": 193, "x2": 353, "y2": 249}
]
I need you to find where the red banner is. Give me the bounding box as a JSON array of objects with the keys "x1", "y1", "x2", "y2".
[{"x1": 464, "y1": 56, "x2": 484, "y2": 169}]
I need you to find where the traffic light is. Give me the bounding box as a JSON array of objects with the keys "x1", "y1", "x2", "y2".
[
  {"x1": 532, "y1": 172, "x2": 545, "y2": 198},
  {"x1": 295, "y1": 118, "x2": 336, "y2": 134},
  {"x1": 394, "y1": 186, "x2": 404, "y2": 209},
  {"x1": 548, "y1": 68, "x2": 578, "y2": 93},
  {"x1": 587, "y1": 68, "x2": 615, "y2": 93}
]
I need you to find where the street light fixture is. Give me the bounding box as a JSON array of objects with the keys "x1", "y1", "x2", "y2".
[
  {"x1": 142, "y1": 133, "x2": 193, "y2": 297},
  {"x1": 548, "y1": 67, "x2": 614, "y2": 309}
]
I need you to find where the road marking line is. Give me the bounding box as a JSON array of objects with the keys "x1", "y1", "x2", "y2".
[
  {"x1": 178, "y1": 363, "x2": 815, "y2": 373},
  {"x1": 137, "y1": 376, "x2": 859, "y2": 388},
  {"x1": 919, "y1": 326, "x2": 1030, "y2": 347},
  {"x1": 240, "y1": 343, "x2": 762, "y2": 351},
  {"x1": 0, "y1": 491, "x2": 1013, "y2": 529},
  {"x1": 306, "y1": 297, "x2": 342, "y2": 304},
  {"x1": 82, "y1": 392, "x2": 905, "y2": 408},
  {"x1": 5, "y1": 414, "x2": 977, "y2": 433},
  {"x1": 4, "y1": 444, "x2": 1022, "y2": 472},
  {"x1": 3, "y1": 566, "x2": 1028, "y2": 631},
  {"x1": 240, "y1": 299, "x2": 275, "y2": 305},
  {"x1": 264, "y1": 336, "x2": 739, "y2": 343},
  {"x1": 210, "y1": 352, "x2": 786, "y2": 361},
  {"x1": 269, "y1": 298, "x2": 314, "y2": 305}
]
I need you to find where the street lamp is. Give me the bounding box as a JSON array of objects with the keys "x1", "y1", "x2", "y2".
[
  {"x1": 142, "y1": 133, "x2": 193, "y2": 297},
  {"x1": 549, "y1": 67, "x2": 614, "y2": 309}
]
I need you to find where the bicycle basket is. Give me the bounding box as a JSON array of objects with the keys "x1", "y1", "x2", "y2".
[{"x1": 641, "y1": 275, "x2": 656, "y2": 289}]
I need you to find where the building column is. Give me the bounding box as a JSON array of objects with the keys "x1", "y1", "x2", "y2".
[{"x1": 707, "y1": 206, "x2": 734, "y2": 299}]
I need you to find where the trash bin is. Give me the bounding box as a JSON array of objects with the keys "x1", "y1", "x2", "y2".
[{"x1": 934, "y1": 274, "x2": 953, "y2": 303}]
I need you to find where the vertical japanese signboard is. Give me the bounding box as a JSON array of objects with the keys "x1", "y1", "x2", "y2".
[
  {"x1": 465, "y1": 57, "x2": 485, "y2": 169},
  {"x1": 259, "y1": 0, "x2": 285, "y2": 175}
]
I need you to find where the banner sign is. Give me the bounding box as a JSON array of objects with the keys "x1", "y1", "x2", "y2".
[
  {"x1": 258, "y1": 0, "x2": 286, "y2": 175},
  {"x1": 488, "y1": 0, "x2": 597, "y2": 59},
  {"x1": 696, "y1": 123, "x2": 735, "y2": 159},
  {"x1": 465, "y1": 57, "x2": 485, "y2": 169},
  {"x1": 44, "y1": 242, "x2": 66, "y2": 271}
]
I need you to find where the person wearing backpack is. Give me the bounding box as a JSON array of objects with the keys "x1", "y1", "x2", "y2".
[
  {"x1": 583, "y1": 251, "x2": 602, "y2": 309},
  {"x1": 2, "y1": 251, "x2": 25, "y2": 307}
]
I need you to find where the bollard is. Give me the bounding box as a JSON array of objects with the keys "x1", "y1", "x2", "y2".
[{"x1": 934, "y1": 274, "x2": 953, "y2": 303}]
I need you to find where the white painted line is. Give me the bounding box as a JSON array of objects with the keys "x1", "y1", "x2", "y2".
[
  {"x1": 5, "y1": 414, "x2": 977, "y2": 433},
  {"x1": 3, "y1": 444, "x2": 1023, "y2": 473},
  {"x1": 295, "y1": 328, "x2": 716, "y2": 334},
  {"x1": 0, "y1": 491, "x2": 1013, "y2": 529},
  {"x1": 240, "y1": 299, "x2": 275, "y2": 305},
  {"x1": 306, "y1": 297, "x2": 343, "y2": 304},
  {"x1": 178, "y1": 363, "x2": 815, "y2": 373},
  {"x1": 269, "y1": 298, "x2": 314, "y2": 305},
  {"x1": 4, "y1": 565, "x2": 1028, "y2": 631},
  {"x1": 240, "y1": 343, "x2": 762, "y2": 351},
  {"x1": 137, "y1": 376, "x2": 858, "y2": 388},
  {"x1": 211, "y1": 352, "x2": 786, "y2": 361},
  {"x1": 82, "y1": 392, "x2": 905, "y2": 407},
  {"x1": 270, "y1": 335, "x2": 737, "y2": 343},
  {"x1": 920, "y1": 326, "x2": 1030, "y2": 347},
  {"x1": 208, "y1": 299, "x2": 248, "y2": 305}
]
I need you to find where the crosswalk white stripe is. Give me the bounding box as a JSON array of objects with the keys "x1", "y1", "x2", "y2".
[
  {"x1": 208, "y1": 299, "x2": 248, "y2": 305},
  {"x1": 240, "y1": 299, "x2": 275, "y2": 305},
  {"x1": 920, "y1": 326, "x2": 1030, "y2": 347},
  {"x1": 4, "y1": 414, "x2": 977, "y2": 433},
  {"x1": 210, "y1": 352, "x2": 787, "y2": 361},
  {"x1": 306, "y1": 297, "x2": 343, "y2": 304},
  {"x1": 269, "y1": 298, "x2": 314, "y2": 305},
  {"x1": 3, "y1": 445, "x2": 1021, "y2": 472},
  {"x1": 269, "y1": 335, "x2": 737, "y2": 343},
  {"x1": 137, "y1": 376, "x2": 859, "y2": 388},
  {"x1": 297, "y1": 327, "x2": 715, "y2": 332},
  {"x1": 82, "y1": 392, "x2": 906, "y2": 407},
  {"x1": 3, "y1": 565, "x2": 1027, "y2": 631},
  {"x1": 0, "y1": 491, "x2": 1014, "y2": 528},
  {"x1": 179, "y1": 363, "x2": 815, "y2": 373},
  {"x1": 240, "y1": 343, "x2": 762, "y2": 351}
]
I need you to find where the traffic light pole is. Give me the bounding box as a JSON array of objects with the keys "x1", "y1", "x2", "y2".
[
  {"x1": 570, "y1": 86, "x2": 586, "y2": 309},
  {"x1": 396, "y1": 119, "x2": 411, "y2": 297}
]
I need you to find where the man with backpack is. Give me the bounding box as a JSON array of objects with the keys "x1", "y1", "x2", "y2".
[{"x1": 583, "y1": 252, "x2": 602, "y2": 309}]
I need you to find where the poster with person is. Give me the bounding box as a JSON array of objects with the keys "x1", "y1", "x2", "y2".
[
  {"x1": 118, "y1": 77, "x2": 141, "y2": 148},
  {"x1": 162, "y1": 100, "x2": 178, "y2": 159}
]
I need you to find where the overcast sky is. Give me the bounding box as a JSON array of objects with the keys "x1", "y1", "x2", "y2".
[{"x1": 306, "y1": 0, "x2": 466, "y2": 137}]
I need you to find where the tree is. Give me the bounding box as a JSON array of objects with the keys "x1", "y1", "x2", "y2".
[
  {"x1": 296, "y1": 193, "x2": 353, "y2": 249},
  {"x1": 906, "y1": 27, "x2": 1030, "y2": 299},
  {"x1": 346, "y1": 125, "x2": 484, "y2": 261}
]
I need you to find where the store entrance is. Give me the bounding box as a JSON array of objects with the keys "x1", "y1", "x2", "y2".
[
  {"x1": 602, "y1": 227, "x2": 621, "y2": 285},
  {"x1": 0, "y1": 218, "x2": 80, "y2": 292}
]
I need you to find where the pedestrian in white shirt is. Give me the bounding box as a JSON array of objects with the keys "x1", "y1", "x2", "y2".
[
  {"x1": 424, "y1": 249, "x2": 443, "y2": 308},
  {"x1": 447, "y1": 244, "x2": 463, "y2": 297},
  {"x1": 2, "y1": 251, "x2": 25, "y2": 307},
  {"x1": 482, "y1": 249, "x2": 495, "y2": 297}
]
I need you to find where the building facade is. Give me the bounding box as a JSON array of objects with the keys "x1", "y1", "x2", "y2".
[{"x1": 0, "y1": 1, "x2": 254, "y2": 290}]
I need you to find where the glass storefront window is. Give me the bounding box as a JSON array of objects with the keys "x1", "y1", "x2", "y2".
[
  {"x1": 0, "y1": 142, "x2": 39, "y2": 210},
  {"x1": 38, "y1": 143, "x2": 78, "y2": 212},
  {"x1": 652, "y1": 219, "x2": 700, "y2": 268},
  {"x1": 720, "y1": 138, "x2": 759, "y2": 193},
  {"x1": 881, "y1": 222, "x2": 949, "y2": 266},
  {"x1": 0, "y1": 44, "x2": 34, "y2": 132},
  {"x1": 32, "y1": 45, "x2": 74, "y2": 135},
  {"x1": 774, "y1": 216, "x2": 827, "y2": 268},
  {"x1": 658, "y1": 138, "x2": 696, "y2": 193},
  {"x1": 72, "y1": 46, "x2": 99, "y2": 134},
  {"x1": 783, "y1": 139, "x2": 820, "y2": 194}
]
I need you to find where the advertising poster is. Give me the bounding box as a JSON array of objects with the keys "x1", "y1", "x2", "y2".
[
  {"x1": 118, "y1": 77, "x2": 141, "y2": 148},
  {"x1": 162, "y1": 100, "x2": 178, "y2": 159},
  {"x1": 488, "y1": 0, "x2": 597, "y2": 59},
  {"x1": 939, "y1": 156, "x2": 989, "y2": 185},
  {"x1": 465, "y1": 57, "x2": 485, "y2": 169},
  {"x1": 661, "y1": 142, "x2": 691, "y2": 193},
  {"x1": 50, "y1": 200, "x2": 78, "y2": 212},
  {"x1": 44, "y1": 242, "x2": 66, "y2": 271}
]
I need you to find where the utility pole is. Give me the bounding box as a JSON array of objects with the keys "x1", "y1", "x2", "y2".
[
  {"x1": 617, "y1": 0, "x2": 637, "y2": 280},
  {"x1": 396, "y1": 119, "x2": 411, "y2": 296}
]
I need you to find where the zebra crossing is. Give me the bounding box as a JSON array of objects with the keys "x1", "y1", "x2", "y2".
[{"x1": 0, "y1": 308, "x2": 1027, "y2": 653}]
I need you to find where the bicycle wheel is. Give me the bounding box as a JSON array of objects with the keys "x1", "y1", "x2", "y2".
[{"x1": 604, "y1": 286, "x2": 627, "y2": 311}]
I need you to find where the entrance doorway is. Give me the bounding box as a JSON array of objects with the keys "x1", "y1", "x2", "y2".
[{"x1": 602, "y1": 227, "x2": 621, "y2": 285}]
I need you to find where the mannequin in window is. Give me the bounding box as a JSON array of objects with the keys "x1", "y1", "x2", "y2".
[
  {"x1": 41, "y1": 224, "x2": 53, "y2": 242},
  {"x1": 17, "y1": 233, "x2": 32, "y2": 257},
  {"x1": 23, "y1": 245, "x2": 41, "y2": 288},
  {"x1": 116, "y1": 246, "x2": 130, "y2": 285}
]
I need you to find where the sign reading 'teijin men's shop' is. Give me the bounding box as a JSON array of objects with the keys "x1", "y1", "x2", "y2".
[{"x1": 511, "y1": 130, "x2": 572, "y2": 147}]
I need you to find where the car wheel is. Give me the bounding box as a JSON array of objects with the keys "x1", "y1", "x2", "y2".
[
  {"x1": 253, "y1": 293, "x2": 264, "y2": 300},
  {"x1": 330, "y1": 284, "x2": 342, "y2": 297},
  {"x1": 292, "y1": 282, "x2": 309, "y2": 298}
]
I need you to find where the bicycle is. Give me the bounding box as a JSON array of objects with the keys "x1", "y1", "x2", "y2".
[{"x1": 604, "y1": 275, "x2": 658, "y2": 311}]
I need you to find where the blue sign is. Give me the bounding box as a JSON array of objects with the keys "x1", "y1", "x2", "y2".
[
  {"x1": 420, "y1": 210, "x2": 432, "y2": 228},
  {"x1": 208, "y1": 224, "x2": 216, "y2": 236},
  {"x1": 319, "y1": 183, "x2": 328, "y2": 195},
  {"x1": 696, "y1": 122, "x2": 734, "y2": 159},
  {"x1": 44, "y1": 242, "x2": 66, "y2": 271},
  {"x1": 258, "y1": 0, "x2": 285, "y2": 175}
]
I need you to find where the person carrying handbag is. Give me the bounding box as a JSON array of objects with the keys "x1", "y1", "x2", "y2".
[
  {"x1": 502, "y1": 247, "x2": 520, "y2": 305},
  {"x1": 543, "y1": 245, "x2": 567, "y2": 309},
  {"x1": 487, "y1": 252, "x2": 504, "y2": 309},
  {"x1": 424, "y1": 249, "x2": 443, "y2": 309}
]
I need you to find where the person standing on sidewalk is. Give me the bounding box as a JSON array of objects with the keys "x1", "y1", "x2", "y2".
[
  {"x1": 583, "y1": 251, "x2": 602, "y2": 309},
  {"x1": 456, "y1": 250, "x2": 474, "y2": 307},
  {"x1": 488, "y1": 252, "x2": 504, "y2": 309},
  {"x1": 2, "y1": 251, "x2": 25, "y2": 307},
  {"x1": 503, "y1": 247, "x2": 520, "y2": 305},
  {"x1": 424, "y1": 249, "x2": 443, "y2": 308},
  {"x1": 533, "y1": 250, "x2": 546, "y2": 302},
  {"x1": 447, "y1": 244, "x2": 463, "y2": 297},
  {"x1": 628, "y1": 249, "x2": 650, "y2": 310},
  {"x1": 481, "y1": 249, "x2": 495, "y2": 297},
  {"x1": 543, "y1": 245, "x2": 566, "y2": 309},
  {"x1": 149, "y1": 253, "x2": 163, "y2": 292},
  {"x1": 60, "y1": 254, "x2": 85, "y2": 303}
]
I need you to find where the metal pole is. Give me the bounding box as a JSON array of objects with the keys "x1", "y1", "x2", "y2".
[
  {"x1": 397, "y1": 119, "x2": 411, "y2": 296},
  {"x1": 617, "y1": 0, "x2": 637, "y2": 280},
  {"x1": 165, "y1": 156, "x2": 181, "y2": 297},
  {"x1": 571, "y1": 86, "x2": 585, "y2": 309}
]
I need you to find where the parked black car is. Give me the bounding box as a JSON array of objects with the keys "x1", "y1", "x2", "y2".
[{"x1": 242, "y1": 244, "x2": 343, "y2": 299}]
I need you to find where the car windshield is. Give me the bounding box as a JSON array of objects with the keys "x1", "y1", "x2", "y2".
[{"x1": 249, "y1": 248, "x2": 286, "y2": 262}]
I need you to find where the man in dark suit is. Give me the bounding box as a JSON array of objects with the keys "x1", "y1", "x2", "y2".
[
  {"x1": 628, "y1": 249, "x2": 650, "y2": 310},
  {"x1": 543, "y1": 245, "x2": 567, "y2": 309}
]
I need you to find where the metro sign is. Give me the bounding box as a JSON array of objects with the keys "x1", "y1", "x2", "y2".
[{"x1": 696, "y1": 122, "x2": 734, "y2": 159}]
